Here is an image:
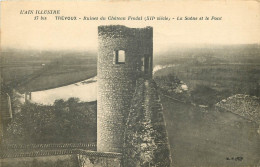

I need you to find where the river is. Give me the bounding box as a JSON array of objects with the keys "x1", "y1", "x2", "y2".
[
  {"x1": 25, "y1": 65, "x2": 182, "y2": 105},
  {"x1": 24, "y1": 77, "x2": 97, "y2": 105}
]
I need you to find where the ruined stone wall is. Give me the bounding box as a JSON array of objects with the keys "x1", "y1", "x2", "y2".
[
  {"x1": 78, "y1": 151, "x2": 122, "y2": 167},
  {"x1": 97, "y1": 25, "x2": 153, "y2": 153},
  {"x1": 0, "y1": 155, "x2": 79, "y2": 167},
  {"x1": 0, "y1": 149, "x2": 122, "y2": 167},
  {"x1": 124, "y1": 79, "x2": 171, "y2": 167},
  {"x1": 0, "y1": 143, "x2": 96, "y2": 151}
]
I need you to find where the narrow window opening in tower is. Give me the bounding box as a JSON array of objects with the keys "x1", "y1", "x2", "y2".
[
  {"x1": 144, "y1": 55, "x2": 149, "y2": 74},
  {"x1": 148, "y1": 56, "x2": 152, "y2": 73},
  {"x1": 114, "y1": 50, "x2": 125, "y2": 64},
  {"x1": 141, "y1": 57, "x2": 145, "y2": 71}
]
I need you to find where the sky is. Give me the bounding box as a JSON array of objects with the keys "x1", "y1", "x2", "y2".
[{"x1": 1, "y1": 1, "x2": 260, "y2": 53}]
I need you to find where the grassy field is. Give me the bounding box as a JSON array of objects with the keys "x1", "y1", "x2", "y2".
[
  {"x1": 154, "y1": 64, "x2": 260, "y2": 106},
  {"x1": 1, "y1": 50, "x2": 97, "y2": 93}
]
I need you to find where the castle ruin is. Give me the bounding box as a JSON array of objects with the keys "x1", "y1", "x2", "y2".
[
  {"x1": 97, "y1": 25, "x2": 153, "y2": 153},
  {"x1": 0, "y1": 25, "x2": 171, "y2": 167}
]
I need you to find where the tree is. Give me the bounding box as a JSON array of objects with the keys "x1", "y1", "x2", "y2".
[{"x1": 5, "y1": 98, "x2": 97, "y2": 144}]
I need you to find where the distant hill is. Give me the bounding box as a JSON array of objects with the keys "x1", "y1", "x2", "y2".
[{"x1": 154, "y1": 44, "x2": 260, "y2": 66}]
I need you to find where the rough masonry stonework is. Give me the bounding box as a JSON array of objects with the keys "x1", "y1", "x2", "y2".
[{"x1": 97, "y1": 25, "x2": 153, "y2": 153}]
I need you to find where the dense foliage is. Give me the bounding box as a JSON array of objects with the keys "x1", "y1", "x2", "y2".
[
  {"x1": 154, "y1": 62, "x2": 260, "y2": 107},
  {"x1": 154, "y1": 74, "x2": 190, "y2": 103},
  {"x1": 154, "y1": 73, "x2": 234, "y2": 106},
  {"x1": 5, "y1": 98, "x2": 97, "y2": 144}
]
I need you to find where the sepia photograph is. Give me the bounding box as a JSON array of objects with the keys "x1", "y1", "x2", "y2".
[{"x1": 0, "y1": 1, "x2": 259, "y2": 167}]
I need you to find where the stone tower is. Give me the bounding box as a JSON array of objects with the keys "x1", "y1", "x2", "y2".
[{"x1": 97, "y1": 25, "x2": 153, "y2": 153}]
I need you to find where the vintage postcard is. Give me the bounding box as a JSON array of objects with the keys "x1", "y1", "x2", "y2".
[{"x1": 0, "y1": 1, "x2": 259, "y2": 167}]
